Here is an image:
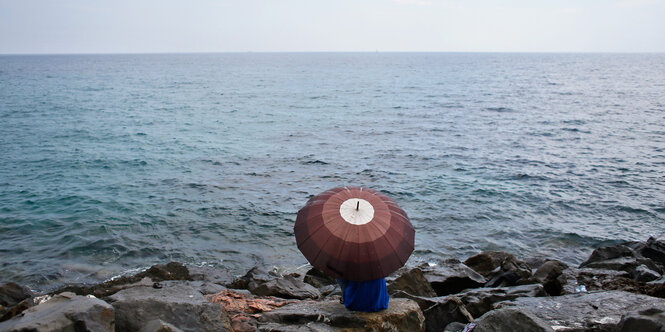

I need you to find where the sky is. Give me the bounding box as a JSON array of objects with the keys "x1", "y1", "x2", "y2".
[{"x1": 1, "y1": 0, "x2": 664, "y2": 54}]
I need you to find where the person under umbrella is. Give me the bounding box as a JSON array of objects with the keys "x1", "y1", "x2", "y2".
[{"x1": 295, "y1": 186, "x2": 415, "y2": 312}]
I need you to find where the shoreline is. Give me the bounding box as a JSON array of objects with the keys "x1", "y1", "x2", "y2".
[{"x1": 2, "y1": 236, "x2": 665, "y2": 331}]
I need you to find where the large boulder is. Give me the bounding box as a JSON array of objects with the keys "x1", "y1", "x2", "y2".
[
  {"x1": 387, "y1": 267, "x2": 437, "y2": 297},
  {"x1": 473, "y1": 308, "x2": 554, "y2": 332},
  {"x1": 229, "y1": 266, "x2": 278, "y2": 290},
  {"x1": 642, "y1": 236, "x2": 665, "y2": 266},
  {"x1": 392, "y1": 291, "x2": 472, "y2": 332},
  {"x1": 303, "y1": 268, "x2": 336, "y2": 289},
  {"x1": 107, "y1": 282, "x2": 231, "y2": 332},
  {"x1": 250, "y1": 275, "x2": 320, "y2": 300},
  {"x1": 617, "y1": 308, "x2": 665, "y2": 332},
  {"x1": 579, "y1": 243, "x2": 662, "y2": 277},
  {"x1": 259, "y1": 298, "x2": 425, "y2": 331},
  {"x1": 0, "y1": 282, "x2": 35, "y2": 322},
  {"x1": 464, "y1": 251, "x2": 532, "y2": 287},
  {"x1": 189, "y1": 265, "x2": 236, "y2": 288},
  {"x1": 0, "y1": 292, "x2": 114, "y2": 332},
  {"x1": 421, "y1": 260, "x2": 486, "y2": 295},
  {"x1": 457, "y1": 284, "x2": 546, "y2": 318},
  {"x1": 533, "y1": 260, "x2": 568, "y2": 296},
  {"x1": 496, "y1": 290, "x2": 665, "y2": 331}
]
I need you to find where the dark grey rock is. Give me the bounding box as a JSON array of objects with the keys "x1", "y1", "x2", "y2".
[
  {"x1": 457, "y1": 284, "x2": 546, "y2": 318},
  {"x1": 259, "y1": 298, "x2": 425, "y2": 331},
  {"x1": 473, "y1": 308, "x2": 554, "y2": 332},
  {"x1": 635, "y1": 264, "x2": 662, "y2": 282},
  {"x1": 0, "y1": 292, "x2": 114, "y2": 332},
  {"x1": 303, "y1": 268, "x2": 336, "y2": 289},
  {"x1": 642, "y1": 236, "x2": 665, "y2": 267},
  {"x1": 250, "y1": 275, "x2": 320, "y2": 300},
  {"x1": 617, "y1": 308, "x2": 665, "y2": 332},
  {"x1": 392, "y1": 291, "x2": 473, "y2": 332},
  {"x1": 140, "y1": 319, "x2": 184, "y2": 332},
  {"x1": 107, "y1": 283, "x2": 231, "y2": 332},
  {"x1": 189, "y1": 265, "x2": 235, "y2": 287},
  {"x1": 496, "y1": 290, "x2": 665, "y2": 331},
  {"x1": 464, "y1": 251, "x2": 532, "y2": 286},
  {"x1": 0, "y1": 282, "x2": 35, "y2": 322},
  {"x1": 229, "y1": 266, "x2": 277, "y2": 290},
  {"x1": 421, "y1": 260, "x2": 486, "y2": 296},
  {"x1": 533, "y1": 260, "x2": 568, "y2": 296},
  {"x1": 387, "y1": 267, "x2": 437, "y2": 297},
  {"x1": 443, "y1": 321, "x2": 468, "y2": 332},
  {"x1": 580, "y1": 243, "x2": 662, "y2": 276}
]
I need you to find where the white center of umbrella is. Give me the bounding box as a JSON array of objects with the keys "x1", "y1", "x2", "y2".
[{"x1": 339, "y1": 198, "x2": 374, "y2": 225}]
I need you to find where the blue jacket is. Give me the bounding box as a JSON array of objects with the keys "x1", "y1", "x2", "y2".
[{"x1": 338, "y1": 278, "x2": 389, "y2": 312}]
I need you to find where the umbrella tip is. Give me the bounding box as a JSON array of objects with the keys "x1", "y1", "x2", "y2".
[{"x1": 356, "y1": 201, "x2": 360, "y2": 210}]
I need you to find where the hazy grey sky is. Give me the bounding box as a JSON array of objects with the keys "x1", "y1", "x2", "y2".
[{"x1": 1, "y1": 0, "x2": 664, "y2": 54}]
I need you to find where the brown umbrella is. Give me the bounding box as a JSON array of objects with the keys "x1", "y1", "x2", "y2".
[{"x1": 294, "y1": 186, "x2": 414, "y2": 282}]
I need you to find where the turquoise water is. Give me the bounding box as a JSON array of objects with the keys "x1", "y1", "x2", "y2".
[{"x1": 1, "y1": 53, "x2": 664, "y2": 291}]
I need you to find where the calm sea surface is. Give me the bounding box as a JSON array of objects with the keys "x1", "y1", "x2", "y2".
[{"x1": 1, "y1": 53, "x2": 664, "y2": 291}]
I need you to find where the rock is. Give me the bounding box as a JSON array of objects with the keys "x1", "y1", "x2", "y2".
[
  {"x1": 189, "y1": 265, "x2": 235, "y2": 287},
  {"x1": 421, "y1": 260, "x2": 486, "y2": 296},
  {"x1": 580, "y1": 243, "x2": 662, "y2": 277},
  {"x1": 141, "y1": 319, "x2": 184, "y2": 332},
  {"x1": 473, "y1": 308, "x2": 554, "y2": 332},
  {"x1": 53, "y1": 262, "x2": 193, "y2": 298},
  {"x1": 387, "y1": 267, "x2": 437, "y2": 297},
  {"x1": 107, "y1": 282, "x2": 231, "y2": 332},
  {"x1": 250, "y1": 275, "x2": 320, "y2": 300},
  {"x1": 456, "y1": 284, "x2": 546, "y2": 318},
  {"x1": 0, "y1": 292, "x2": 114, "y2": 332},
  {"x1": 206, "y1": 289, "x2": 297, "y2": 332},
  {"x1": 635, "y1": 264, "x2": 662, "y2": 282},
  {"x1": 642, "y1": 236, "x2": 665, "y2": 267},
  {"x1": 443, "y1": 322, "x2": 468, "y2": 332},
  {"x1": 533, "y1": 260, "x2": 568, "y2": 296},
  {"x1": 496, "y1": 290, "x2": 665, "y2": 331},
  {"x1": 392, "y1": 291, "x2": 473, "y2": 332},
  {"x1": 229, "y1": 266, "x2": 278, "y2": 290},
  {"x1": 464, "y1": 251, "x2": 532, "y2": 286},
  {"x1": 617, "y1": 308, "x2": 665, "y2": 332},
  {"x1": 303, "y1": 268, "x2": 336, "y2": 288},
  {"x1": 0, "y1": 282, "x2": 35, "y2": 322},
  {"x1": 259, "y1": 298, "x2": 425, "y2": 331}
]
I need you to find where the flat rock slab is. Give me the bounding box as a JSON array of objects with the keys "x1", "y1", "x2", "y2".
[
  {"x1": 259, "y1": 298, "x2": 425, "y2": 331},
  {"x1": 108, "y1": 283, "x2": 231, "y2": 332},
  {"x1": 0, "y1": 292, "x2": 114, "y2": 332},
  {"x1": 496, "y1": 290, "x2": 665, "y2": 331}
]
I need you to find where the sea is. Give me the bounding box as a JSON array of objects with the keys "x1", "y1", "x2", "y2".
[{"x1": 1, "y1": 53, "x2": 664, "y2": 292}]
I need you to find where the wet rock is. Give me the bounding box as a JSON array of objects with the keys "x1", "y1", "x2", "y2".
[
  {"x1": 0, "y1": 282, "x2": 35, "y2": 322},
  {"x1": 250, "y1": 274, "x2": 320, "y2": 300},
  {"x1": 53, "y1": 262, "x2": 193, "y2": 298},
  {"x1": 457, "y1": 284, "x2": 546, "y2": 318},
  {"x1": 387, "y1": 267, "x2": 437, "y2": 297},
  {"x1": 642, "y1": 236, "x2": 665, "y2": 267},
  {"x1": 473, "y1": 308, "x2": 554, "y2": 332},
  {"x1": 0, "y1": 291, "x2": 114, "y2": 332},
  {"x1": 443, "y1": 322, "x2": 468, "y2": 332},
  {"x1": 422, "y1": 260, "x2": 486, "y2": 296},
  {"x1": 580, "y1": 243, "x2": 662, "y2": 277},
  {"x1": 496, "y1": 290, "x2": 665, "y2": 331},
  {"x1": 635, "y1": 264, "x2": 662, "y2": 282},
  {"x1": 464, "y1": 251, "x2": 532, "y2": 286},
  {"x1": 229, "y1": 266, "x2": 278, "y2": 290},
  {"x1": 259, "y1": 298, "x2": 425, "y2": 331},
  {"x1": 617, "y1": 308, "x2": 665, "y2": 332},
  {"x1": 303, "y1": 268, "x2": 336, "y2": 288},
  {"x1": 392, "y1": 291, "x2": 473, "y2": 332},
  {"x1": 533, "y1": 260, "x2": 568, "y2": 296},
  {"x1": 108, "y1": 282, "x2": 231, "y2": 332},
  {"x1": 141, "y1": 319, "x2": 184, "y2": 332},
  {"x1": 189, "y1": 265, "x2": 235, "y2": 287}
]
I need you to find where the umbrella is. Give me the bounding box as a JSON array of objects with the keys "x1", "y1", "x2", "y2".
[{"x1": 294, "y1": 186, "x2": 414, "y2": 282}]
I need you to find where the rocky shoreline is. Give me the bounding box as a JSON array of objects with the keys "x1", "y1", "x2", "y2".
[{"x1": 2, "y1": 236, "x2": 665, "y2": 331}]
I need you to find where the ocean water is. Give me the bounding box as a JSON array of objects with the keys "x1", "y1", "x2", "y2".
[{"x1": 1, "y1": 53, "x2": 664, "y2": 292}]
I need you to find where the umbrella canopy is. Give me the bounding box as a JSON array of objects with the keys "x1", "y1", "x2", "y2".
[{"x1": 294, "y1": 186, "x2": 414, "y2": 282}]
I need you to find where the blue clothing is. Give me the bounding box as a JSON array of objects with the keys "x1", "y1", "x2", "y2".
[{"x1": 337, "y1": 278, "x2": 389, "y2": 312}]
